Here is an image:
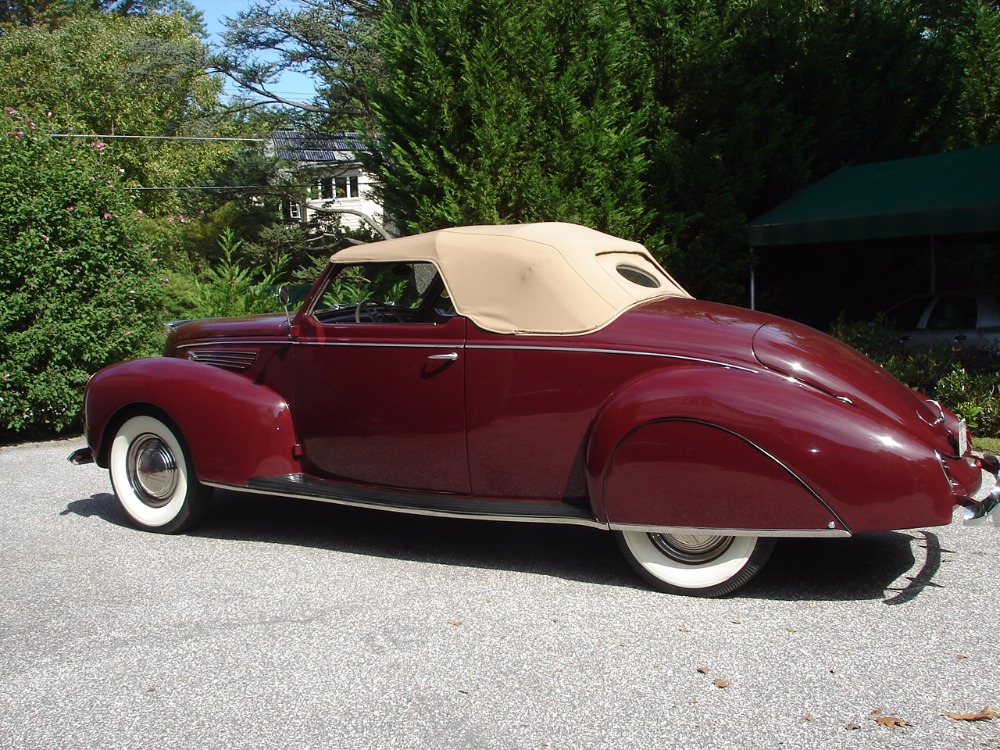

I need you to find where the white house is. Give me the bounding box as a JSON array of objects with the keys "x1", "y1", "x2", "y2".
[{"x1": 270, "y1": 131, "x2": 391, "y2": 236}]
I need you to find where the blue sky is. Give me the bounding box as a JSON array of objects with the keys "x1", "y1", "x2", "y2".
[{"x1": 188, "y1": 0, "x2": 318, "y2": 102}]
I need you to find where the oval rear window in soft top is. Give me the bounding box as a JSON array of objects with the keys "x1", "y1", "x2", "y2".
[{"x1": 616, "y1": 264, "x2": 660, "y2": 288}]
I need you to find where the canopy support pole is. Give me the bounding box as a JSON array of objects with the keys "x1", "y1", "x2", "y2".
[
  {"x1": 749, "y1": 247, "x2": 757, "y2": 310},
  {"x1": 929, "y1": 236, "x2": 936, "y2": 293}
]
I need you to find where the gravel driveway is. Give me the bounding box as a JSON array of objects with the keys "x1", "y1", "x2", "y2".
[{"x1": 1, "y1": 437, "x2": 998, "y2": 749}]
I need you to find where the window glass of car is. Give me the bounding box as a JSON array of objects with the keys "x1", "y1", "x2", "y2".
[
  {"x1": 310, "y1": 261, "x2": 453, "y2": 323},
  {"x1": 596, "y1": 252, "x2": 673, "y2": 300},
  {"x1": 926, "y1": 295, "x2": 978, "y2": 330},
  {"x1": 887, "y1": 295, "x2": 932, "y2": 329}
]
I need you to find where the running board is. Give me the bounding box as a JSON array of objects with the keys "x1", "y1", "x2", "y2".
[{"x1": 232, "y1": 474, "x2": 606, "y2": 528}]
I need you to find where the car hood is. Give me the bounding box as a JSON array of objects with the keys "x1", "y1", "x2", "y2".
[
  {"x1": 164, "y1": 313, "x2": 289, "y2": 353},
  {"x1": 613, "y1": 298, "x2": 945, "y2": 441}
]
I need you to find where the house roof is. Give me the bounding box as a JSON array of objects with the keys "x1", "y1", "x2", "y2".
[
  {"x1": 330, "y1": 223, "x2": 691, "y2": 335},
  {"x1": 746, "y1": 144, "x2": 1000, "y2": 246},
  {"x1": 271, "y1": 131, "x2": 365, "y2": 164}
]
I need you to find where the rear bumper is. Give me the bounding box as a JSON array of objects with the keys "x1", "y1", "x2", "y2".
[{"x1": 963, "y1": 454, "x2": 999, "y2": 526}]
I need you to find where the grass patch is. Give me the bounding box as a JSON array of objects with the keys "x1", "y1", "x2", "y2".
[{"x1": 973, "y1": 435, "x2": 1000, "y2": 455}]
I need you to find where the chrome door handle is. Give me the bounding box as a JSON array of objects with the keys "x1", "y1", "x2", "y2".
[{"x1": 427, "y1": 352, "x2": 458, "y2": 361}]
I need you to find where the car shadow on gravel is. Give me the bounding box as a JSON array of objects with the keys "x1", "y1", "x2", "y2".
[{"x1": 63, "y1": 489, "x2": 943, "y2": 603}]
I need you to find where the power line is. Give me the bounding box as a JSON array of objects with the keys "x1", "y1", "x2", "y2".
[
  {"x1": 49, "y1": 134, "x2": 267, "y2": 142},
  {"x1": 124, "y1": 183, "x2": 341, "y2": 191},
  {"x1": 125, "y1": 185, "x2": 279, "y2": 191}
]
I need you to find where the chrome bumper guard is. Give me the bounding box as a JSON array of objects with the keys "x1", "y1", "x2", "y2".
[
  {"x1": 964, "y1": 454, "x2": 1000, "y2": 527},
  {"x1": 67, "y1": 447, "x2": 94, "y2": 466}
]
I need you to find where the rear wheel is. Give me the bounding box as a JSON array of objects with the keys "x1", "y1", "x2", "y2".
[
  {"x1": 616, "y1": 530, "x2": 774, "y2": 597},
  {"x1": 109, "y1": 413, "x2": 210, "y2": 533}
]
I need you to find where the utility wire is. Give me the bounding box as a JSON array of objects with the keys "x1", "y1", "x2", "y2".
[
  {"x1": 125, "y1": 185, "x2": 281, "y2": 191},
  {"x1": 49, "y1": 134, "x2": 267, "y2": 142},
  {"x1": 125, "y1": 184, "x2": 356, "y2": 191}
]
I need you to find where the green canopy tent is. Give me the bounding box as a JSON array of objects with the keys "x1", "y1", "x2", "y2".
[{"x1": 745, "y1": 144, "x2": 1000, "y2": 309}]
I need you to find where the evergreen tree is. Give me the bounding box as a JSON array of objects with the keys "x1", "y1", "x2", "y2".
[
  {"x1": 952, "y1": 0, "x2": 1000, "y2": 146},
  {"x1": 634, "y1": 0, "x2": 963, "y2": 301},
  {"x1": 368, "y1": 0, "x2": 651, "y2": 239}
]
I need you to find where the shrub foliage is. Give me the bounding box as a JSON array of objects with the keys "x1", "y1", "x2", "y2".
[
  {"x1": 0, "y1": 111, "x2": 161, "y2": 436},
  {"x1": 830, "y1": 314, "x2": 1000, "y2": 437}
]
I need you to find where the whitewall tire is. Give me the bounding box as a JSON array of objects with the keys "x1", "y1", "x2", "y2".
[
  {"x1": 109, "y1": 413, "x2": 210, "y2": 533},
  {"x1": 615, "y1": 530, "x2": 775, "y2": 597}
]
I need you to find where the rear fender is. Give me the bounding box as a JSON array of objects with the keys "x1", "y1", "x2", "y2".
[
  {"x1": 85, "y1": 358, "x2": 298, "y2": 485},
  {"x1": 587, "y1": 366, "x2": 956, "y2": 534}
]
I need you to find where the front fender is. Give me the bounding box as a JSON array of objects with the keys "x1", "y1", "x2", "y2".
[
  {"x1": 85, "y1": 357, "x2": 299, "y2": 486},
  {"x1": 587, "y1": 366, "x2": 957, "y2": 534}
]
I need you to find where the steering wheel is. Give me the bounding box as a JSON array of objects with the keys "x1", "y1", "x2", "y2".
[{"x1": 354, "y1": 299, "x2": 404, "y2": 323}]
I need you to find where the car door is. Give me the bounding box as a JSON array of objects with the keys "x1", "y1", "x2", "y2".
[{"x1": 292, "y1": 261, "x2": 470, "y2": 494}]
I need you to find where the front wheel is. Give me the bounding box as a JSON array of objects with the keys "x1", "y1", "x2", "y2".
[
  {"x1": 109, "y1": 413, "x2": 210, "y2": 533},
  {"x1": 615, "y1": 530, "x2": 775, "y2": 597}
]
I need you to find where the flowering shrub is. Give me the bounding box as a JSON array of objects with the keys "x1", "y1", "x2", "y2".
[{"x1": 0, "y1": 110, "x2": 161, "y2": 436}]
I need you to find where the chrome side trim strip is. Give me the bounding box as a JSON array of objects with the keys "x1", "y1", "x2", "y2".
[
  {"x1": 176, "y1": 338, "x2": 756, "y2": 372},
  {"x1": 202, "y1": 480, "x2": 610, "y2": 529},
  {"x1": 177, "y1": 341, "x2": 458, "y2": 350},
  {"x1": 609, "y1": 522, "x2": 851, "y2": 538},
  {"x1": 466, "y1": 343, "x2": 758, "y2": 372},
  {"x1": 202, "y1": 480, "x2": 852, "y2": 537},
  {"x1": 178, "y1": 340, "x2": 296, "y2": 350}
]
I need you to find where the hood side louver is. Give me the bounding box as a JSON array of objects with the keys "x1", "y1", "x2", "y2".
[{"x1": 187, "y1": 349, "x2": 259, "y2": 371}]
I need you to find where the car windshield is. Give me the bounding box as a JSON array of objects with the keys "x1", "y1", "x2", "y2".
[{"x1": 310, "y1": 261, "x2": 454, "y2": 323}]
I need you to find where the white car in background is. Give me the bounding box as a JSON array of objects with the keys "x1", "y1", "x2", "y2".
[{"x1": 887, "y1": 291, "x2": 1000, "y2": 350}]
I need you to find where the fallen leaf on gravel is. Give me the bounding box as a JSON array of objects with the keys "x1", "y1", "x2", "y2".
[
  {"x1": 696, "y1": 666, "x2": 710, "y2": 674},
  {"x1": 713, "y1": 678, "x2": 729, "y2": 689},
  {"x1": 947, "y1": 707, "x2": 998, "y2": 722},
  {"x1": 801, "y1": 714, "x2": 815, "y2": 722},
  {"x1": 731, "y1": 619, "x2": 742, "y2": 624},
  {"x1": 678, "y1": 627, "x2": 691, "y2": 633},
  {"x1": 956, "y1": 654, "x2": 968, "y2": 660},
  {"x1": 874, "y1": 716, "x2": 909, "y2": 729},
  {"x1": 844, "y1": 723, "x2": 860, "y2": 731},
  {"x1": 448, "y1": 620, "x2": 463, "y2": 626}
]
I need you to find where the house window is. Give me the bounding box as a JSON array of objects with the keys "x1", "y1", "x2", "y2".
[
  {"x1": 336, "y1": 175, "x2": 360, "y2": 199},
  {"x1": 320, "y1": 177, "x2": 334, "y2": 200},
  {"x1": 315, "y1": 174, "x2": 359, "y2": 200},
  {"x1": 286, "y1": 200, "x2": 302, "y2": 220}
]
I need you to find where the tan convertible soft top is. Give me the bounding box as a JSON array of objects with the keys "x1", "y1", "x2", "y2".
[{"x1": 331, "y1": 222, "x2": 691, "y2": 335}]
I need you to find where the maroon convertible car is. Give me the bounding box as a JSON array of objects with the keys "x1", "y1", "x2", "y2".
[{"x1": 69, "y1": 223, "x2": 999, "y2": 596}]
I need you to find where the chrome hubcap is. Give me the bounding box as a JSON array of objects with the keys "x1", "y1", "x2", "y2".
[
  {"x1": 649, "y1": 533, "x2": 734, "y2": 564},
  {"x1": 126, "y1": 434, "x2": 178, "y2": 507}
]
